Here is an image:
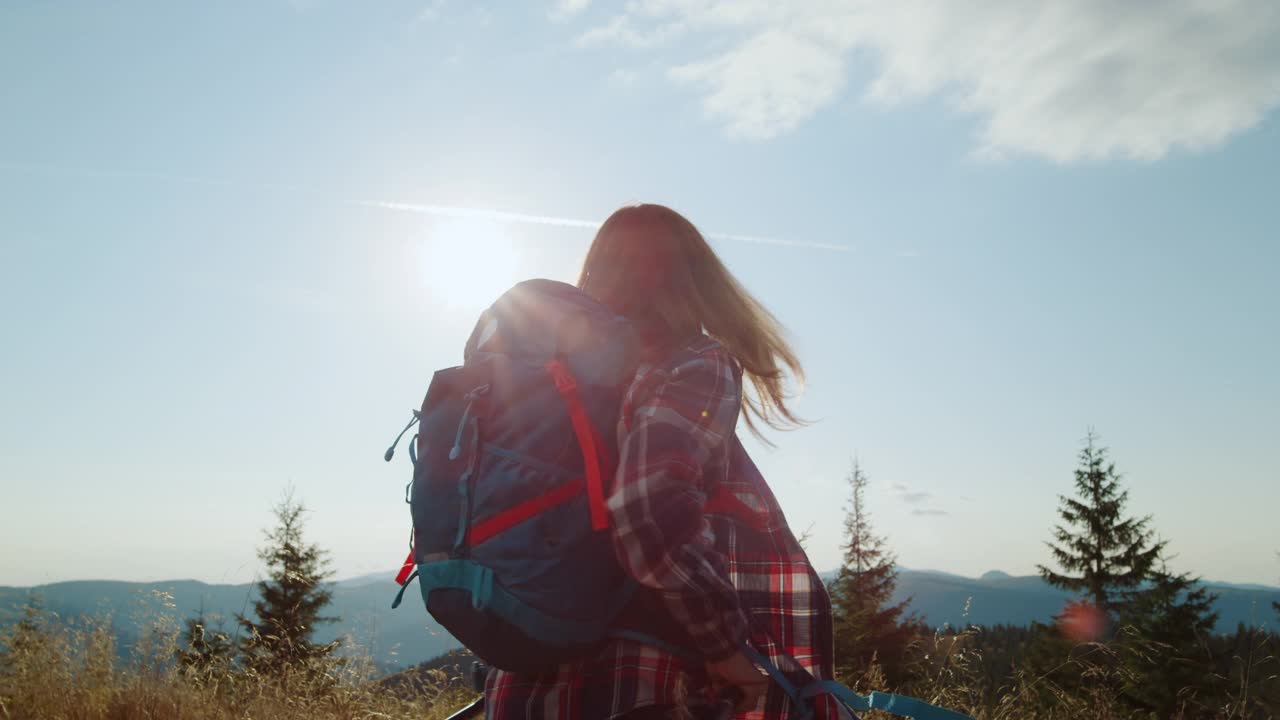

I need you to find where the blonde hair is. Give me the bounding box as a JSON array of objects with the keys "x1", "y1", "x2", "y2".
[{"x1": 578, "y1": 203, "x2": 805, "y2": 442}]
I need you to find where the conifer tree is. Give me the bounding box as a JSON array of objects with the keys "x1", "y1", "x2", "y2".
[
  {"x1": 829, "y1": 459, "x2": 920, "y2": 682},
  {"x1": 179, "y1": 607, "x2": 234, "y2": 676},
  {"x1": 1116, "y1": 559, "x2": 1220, "y2": 716},
  {"x1": 1273, "y1": 551, "x2": 1279, "y2": 620},
  {"x1": 1037, "y1": 430, "x2": 1164, "y2": 621},
  {"x1": 237, "y1": 490, "x2": 339, "y2": 676},
  {"x1": 0, "y1": 596, "x2": 50, "y2": 676},
  {"x1": 7, "y1": 597, "x2": 47, "y2": 653}
]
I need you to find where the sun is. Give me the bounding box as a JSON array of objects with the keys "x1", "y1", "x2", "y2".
[{"x1": 419, "y1": 215, "x2": 525, "y2": 313}]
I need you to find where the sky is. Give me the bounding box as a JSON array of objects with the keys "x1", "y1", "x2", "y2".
[{"x1": 1, "y1": 1, "x2": 1278, "y2": 589}]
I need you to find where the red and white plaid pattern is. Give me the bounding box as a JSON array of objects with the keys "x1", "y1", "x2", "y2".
[{"x1": 485, "y1": 336, "x2": 844, "y2": 720}]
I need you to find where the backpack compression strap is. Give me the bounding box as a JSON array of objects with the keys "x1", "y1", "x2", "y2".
[
  {"x1": 737, "y1": 645, "x2": 974, "y2": 720},
  {"x1": 610, "y1": 634, "x2": 972, "y2": 720},
  {"x1": 545, "y1": 359, "x2": 609, "y2": 531},
  {"x1": 799, "y1": 681, "x2": 973, "y2": 720}
]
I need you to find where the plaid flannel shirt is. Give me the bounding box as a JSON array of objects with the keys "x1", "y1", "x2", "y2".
[{"x1": 485, "y1": 336, "x2": 845, "y2": 720}]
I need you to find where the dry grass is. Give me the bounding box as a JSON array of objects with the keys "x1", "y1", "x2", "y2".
[
  {"x1": 843, "y1": 622, "x2": 1278, "y2": 720},
  {"x1": 2, "y1": 593, "x2": 1276, "y2": 720},
  {"x1": 0, "y1": 593, "x2": 477, "y2": 720}
]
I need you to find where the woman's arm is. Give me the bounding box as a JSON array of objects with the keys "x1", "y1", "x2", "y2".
[{"x1": 606, "y1": 348, "x2": 750, "y2": 661}]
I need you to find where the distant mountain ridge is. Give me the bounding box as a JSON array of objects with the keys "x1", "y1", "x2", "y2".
[
  {"x1": 887, "y1": 568, "x2": 1279, "y2": 633},
  {"x1": 0, "y1": 576, "x2": 460, "y2": 672},
  {"x1": 2, "y1": 569, "x2": 1275, "y2": 671}
]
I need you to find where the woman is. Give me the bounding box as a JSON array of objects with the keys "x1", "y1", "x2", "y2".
[{"x1": 484, "y1": 204, "x2": 843, "y2": 720}]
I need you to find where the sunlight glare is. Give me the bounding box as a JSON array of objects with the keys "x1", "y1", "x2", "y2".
[{"x1": 420, "y1": 216, "x2": 525, "y2": 313}]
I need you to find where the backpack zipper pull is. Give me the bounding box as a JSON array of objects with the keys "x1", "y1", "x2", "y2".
[
  {"x1": 449, "y1": 385, "x2": 490, "y2": 460},
  {"x1": 384, "y1": 410, "x2": 421, "y2": 462}
]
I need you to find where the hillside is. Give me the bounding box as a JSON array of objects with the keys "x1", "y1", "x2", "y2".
[
  {"x1": 889, "y1": 568, "x2": 1280, "y2": 633},
  {"x1": 0, "y1": 574, "x2": 461, "y2": 672},
  {"x1": 2, "y1": 569, "x2": 1275, "y2": 671}
]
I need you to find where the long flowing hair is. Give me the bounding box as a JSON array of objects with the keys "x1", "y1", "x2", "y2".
[{"x1": 578, "y1": 203, "x2": 805, "y2": 441}]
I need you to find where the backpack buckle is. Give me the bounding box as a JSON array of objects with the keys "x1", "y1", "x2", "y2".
[
  {"x1": 546, "y1": 359, "x2": 577, "y2": 392},
  {"x1": 470, "y1": 661, "x2": 489, "y2": 693}
]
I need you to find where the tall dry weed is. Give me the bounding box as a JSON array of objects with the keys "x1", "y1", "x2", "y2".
[{"x1": 0, "y1": 597, "x2": 475, "y2": 720}]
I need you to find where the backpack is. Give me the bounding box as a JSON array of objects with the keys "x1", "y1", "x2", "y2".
[{"x1": 384, "y1": 279, "x2": 643, "y2": 672}]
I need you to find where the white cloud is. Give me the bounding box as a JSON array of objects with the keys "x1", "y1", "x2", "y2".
[
  {"x1": 566, "y1": 0, "x2": 1280, "y2": 162},
  {"x1": 671, "y1": 28, "x2": 845, "y2": 139},
  {"x1": 416, "y1": 0, "x2": 447, "y2": 23},
  {"x1": 577, "y1": 14, "x2": 689, "y2": 48},
  {"x1": 889, "y1": 481, "x2": 932, "y2": 505},
  {"x1": 900, "y1": 491, "x2": 932, "y2": 505},
  {"x1": 891, "y1": 480, "x2": 951, "y2": 516},
  {"x1": 552, "y1": 0, "x2": 594, "y2": 21}
]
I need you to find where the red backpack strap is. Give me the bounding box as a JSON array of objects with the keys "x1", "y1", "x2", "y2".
[
  {"x1": 394, "y1": 548, "x2": 416, "y2": 585},
  {"x1": 545, "y1": 359, "x2": 609, "y2": 531}
]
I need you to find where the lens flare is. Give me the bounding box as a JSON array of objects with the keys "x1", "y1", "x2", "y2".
[{"x1": 1057, "y1": 600, "x2": 1107, "y2": 642}]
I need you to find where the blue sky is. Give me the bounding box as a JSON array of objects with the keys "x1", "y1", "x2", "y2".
[{"x1": 2, "y1": 1, "x2": 1278, "y2": 588}]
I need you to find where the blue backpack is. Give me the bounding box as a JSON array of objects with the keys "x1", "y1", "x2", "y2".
[
  {"x1": 386, "y1": 278, "x2": 973, "y2": 720},
  {"x1": 385, "y1": 279, "x2": 642, "y2": 672}
]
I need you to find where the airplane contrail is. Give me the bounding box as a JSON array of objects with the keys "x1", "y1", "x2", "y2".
[
  {"x1": 362, "y1": 200, "x2": 850, "y2": 252},
  {"x1": 364, "y1": 201, "x2": 601, "y2": 231},
  {"x1": 0, "y1": 161, "x2": 849, "y2": 252}
]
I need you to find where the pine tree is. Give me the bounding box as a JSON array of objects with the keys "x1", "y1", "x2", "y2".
[
  {"x1": 1273, "y1": 550, "x2": 1279, "y2": 620},
  {"x1": 1037, "y1": 430, "x2": 1164, "y2": 623},
  {"x1": 829, "y1": 459, "x2": 920, "y2": 682},
  {"x1": 1116, "y1": 559, "x2": 1220, "y2": 716},
  {"x1": 178, "y1": 607, "x2": 234, "y2": 677},
  {"x1": 0, "y1": 595, "x2": 50, "y2": 676},
  {"x1": 237, "y1": 490, "x2": 339, "y2": 677},
  {"x1": 7, "y1": 596, "x2": 48, "y2": 655}
]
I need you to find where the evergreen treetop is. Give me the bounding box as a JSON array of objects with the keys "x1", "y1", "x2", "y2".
[
  {"x1": 237, "y1": 490, "x2": 339, "y2": 676},
  {"x1": 1037, "y1": 430, "x2": 1165, "y2": 617},
  {"x1": 829, "y1": 458, "x2": 920, "y2": 682}
]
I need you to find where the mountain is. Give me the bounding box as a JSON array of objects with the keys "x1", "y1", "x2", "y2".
[
  {"x1": 2, "y1": 570, "x2": 1275, "y2": 671},
  {"x1": 0, "y1": 576, "x2": 461, "y2": 673},
  {"x1": 889, "y1": 568, "x2": 1280, "y2": 633},
  {"x1": 825, "y1": 568, "x2": 1277, "y2": 633},
  {"x1": 888, "y1": 569, "x2": 1072, "y2": 628}
]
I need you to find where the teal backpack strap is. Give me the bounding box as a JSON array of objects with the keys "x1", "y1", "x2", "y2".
[
  {"x1": 606, "y1": 635, "x2": 972, "y2": 720},
  {"x1": 800, "y1": 680, "x2": 974, "y2": 720},
  {"x1": 739, "y1": 644, "x2": 808, "y2": 715},
  {"x1": 390, "y1": 570, "x2": 419, "y2": 609}
]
